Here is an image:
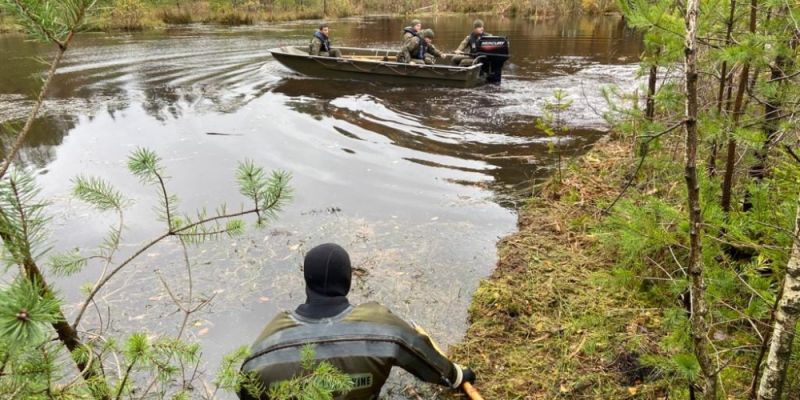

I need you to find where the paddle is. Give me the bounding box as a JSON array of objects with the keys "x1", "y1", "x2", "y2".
[{"x1": 463, "y1": 382, "x2": 485, "y2": 400}]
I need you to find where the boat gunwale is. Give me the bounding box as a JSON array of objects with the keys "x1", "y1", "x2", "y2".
[{"x1": 269, "y1": 46, "x2": 484, "y2": 72}]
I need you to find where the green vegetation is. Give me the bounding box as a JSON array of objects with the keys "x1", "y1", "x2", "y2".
[
  {"x1": 537, "y1": 89, "x2": 573, "y2": 187},
  {"x1": 267, "y1": 345, "x2": 355, "y2": 399},
  {"x1": 453, "y1": 0, "x2": 800, "y2": 398}
]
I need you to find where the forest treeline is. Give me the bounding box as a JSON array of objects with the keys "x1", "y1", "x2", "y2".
[
  {"x1": 456, "y1": 0, "x2": 800, "y2": 398},
  {"x1": 0, "y1": 0, "x2": 620, "y2": 31}
]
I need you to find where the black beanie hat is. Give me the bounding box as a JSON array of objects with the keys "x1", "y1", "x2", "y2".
[{"x1": 303, "y1": 243, "x2": 352, "y2": 298}]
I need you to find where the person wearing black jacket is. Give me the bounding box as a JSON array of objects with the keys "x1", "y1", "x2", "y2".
[
  {"x1": 452, "y1": 19, "x2": 491, "y2": 67},
  {"x1": 240, "y1": 243, "x2": 476, "y2": 399}
]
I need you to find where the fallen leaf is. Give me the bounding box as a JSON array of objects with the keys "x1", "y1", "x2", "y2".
[
  {"x1": 198, "y1": 327, "x2": 209, "y2": 337},
  {"x1": 627, "y1": 386, "x2": 639, "y2": 395},
  {"x1": 258, "y1": 296, "x2": 270, "y2": 303}
]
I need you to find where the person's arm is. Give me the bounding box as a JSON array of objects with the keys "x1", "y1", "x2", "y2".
[
  {"x1": 429, "y1": 43, "x2": 444, "y2": 58},
  {"x1": 454, "y1": 36, "x2": 469, "y2": 54},
  {"x1": 359, "y1": 304, "x2": 472, "y2": 388},
  {"x1": 397, "y1": 322, "x2": 467, "y2": 387},
  {"x1": 309, "y1": 37, "x2": 321, "y2": 55}
]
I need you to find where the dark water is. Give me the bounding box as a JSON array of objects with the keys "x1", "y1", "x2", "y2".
[{"x1": 0, "y1": 14, "x2": 641, "y2": 397}]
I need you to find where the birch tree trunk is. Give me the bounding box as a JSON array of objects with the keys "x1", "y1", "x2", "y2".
[
  {"x1": 683, "y1": 0, "x2": 718, "y2": 398},
  {"x1": 757, "y1": 195, "x2": 800, "y2": 400}
]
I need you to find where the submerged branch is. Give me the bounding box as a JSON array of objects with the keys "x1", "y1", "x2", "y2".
[{"x1": 72, "y1": 206, "x2": 260, "y2": 329}]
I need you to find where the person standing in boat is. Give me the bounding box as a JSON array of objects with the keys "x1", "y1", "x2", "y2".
[
  {"x1": 239, "y1": 243, "x2": 477, "y2": 400},
  {"x1": 402, "y1": 19, "x2": 423, "y2": 44},
  {"x1": 310, "y1": 23, "x2": 342, "y2": 58},
  {"x1": 397, "y1": 29, "x2": 443, "y2": 65},
  {"x1": 451, "y1": 19, "x2": 491, "y2": 67}
]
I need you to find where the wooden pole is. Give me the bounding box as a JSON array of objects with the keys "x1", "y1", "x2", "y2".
[{"x1": 463, "y1": 382, "x2": 485, "y2": 400}]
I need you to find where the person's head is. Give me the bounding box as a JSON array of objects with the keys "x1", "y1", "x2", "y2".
[
  {"x1": 410, "y1": 19, "x2": 422, "y2": 32},
  {"x1": 472, "y1": 19, "x2": 484, "y2": 35},
  {"x1": 303, "y1": 243, "x2": 352, "y2": 299},
  {"x1": 422, "y1": 28, "x2": 434, "y2": 44},
  {"x1": 319, "y1": 23, "x2": 330, "y2": 36}
]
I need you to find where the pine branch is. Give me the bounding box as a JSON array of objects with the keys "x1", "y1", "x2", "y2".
[
  {"x1": 0, "y1": 1, "x2": 90, "y2": 180},
  {"x1": 0, "y1": 205, "x2": 110, "y2": 398},
  {"x1": 72, "y1": 206, "x2": 260, "y2": 329}
]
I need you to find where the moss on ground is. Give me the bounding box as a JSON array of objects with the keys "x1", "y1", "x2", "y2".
[{"x1": 450, "y1": 137, "x2": 672, "y2": 399}]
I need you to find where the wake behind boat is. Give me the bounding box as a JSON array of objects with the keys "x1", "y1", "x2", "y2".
[{"x1": 269, "y1": 37, "x2": 509, "y2": 88}]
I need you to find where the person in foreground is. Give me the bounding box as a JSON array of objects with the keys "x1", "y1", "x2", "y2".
[
  {"x1": 397, "y1": 29, "x2": 444, "y2": 65},
  {"x1": 452, "y1": 19, "x2": 491, "y2": 67},
  {"x1": 239, "y1": 243, "x2": 476, "y2": 400},
  {"x1": 310, "y1": 23, "x2": 342, "y2": 58}
]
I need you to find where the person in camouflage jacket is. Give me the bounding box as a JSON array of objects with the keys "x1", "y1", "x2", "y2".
[
  {"x1": 397, "y1": 29, "x2": 443, "y2": 65},
  {"x1": 309, "y1": 23, "x2": 342, "y2": 58}
]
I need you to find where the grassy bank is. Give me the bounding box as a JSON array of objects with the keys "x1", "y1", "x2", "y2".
[
  {"x1": 85, "y1": 0, "x2": 350, "y2": 31},
  {"x1": 0, "y1": 13, "x2": 18, "y2": 33},
  {"x1": 1, "y1": 0, "x2": 618, "y2": 32},
  {"x1": 450, "y1": 127, "x2": 800, "y2": 398},
  {"x1": 449, "y1": 137, "x2": 661, "y2": 398}
]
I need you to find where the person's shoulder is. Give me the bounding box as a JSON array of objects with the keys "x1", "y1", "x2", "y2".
[
  {"x1": 345, "y1": 302, "x2": 412, "y2": 329},
  {"x1": 353, "y1": 301, "x2": 392, "y2": 314},
  {"x1": 253, "y1": 310, "x2": 296, "y2": 342}
]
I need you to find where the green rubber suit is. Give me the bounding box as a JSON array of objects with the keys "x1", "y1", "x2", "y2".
[{"x1": 239, "y1": 243, "x2": 476, "y2": 400}]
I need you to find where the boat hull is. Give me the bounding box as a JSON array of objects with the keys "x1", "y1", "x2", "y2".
[{"x1": 270, "y1": 46, "x2": 485, "y2": 88}]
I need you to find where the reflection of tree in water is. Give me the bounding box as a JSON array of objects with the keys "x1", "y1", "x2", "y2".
[
  {"x1": 0, "y1": 114, "x2": 77, "y2": 169},
  {"x1": 284, "y1": 98, "x2": 327, "y2": 121},
  {"x1": 141, "y1": 85, "x2": 185, "y2": 122},
  {"x1": 139, "y1": 81, "x2": 279, "y2": 121}
]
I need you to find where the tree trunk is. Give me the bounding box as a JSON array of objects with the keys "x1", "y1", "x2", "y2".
[
  {"x1": 683, "y1": 1, "x2": 718, "y2": 398},
  {"x1": 707, "y1": 0, "x2": 737, "y2": 177},
  {"x1": 721, "y1": 0, "x2": 758, "y2": 213},
  {"x1": 757, "y1": 193, "x2": 800, "y2": 400},
  {"x1": 645, "y1": 63, "x2": 657, "y2": 122}
]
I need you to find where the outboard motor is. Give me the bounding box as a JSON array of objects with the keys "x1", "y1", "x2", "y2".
[{"x1": 474, "y1": 36, "x2": 510, "y2": 83}]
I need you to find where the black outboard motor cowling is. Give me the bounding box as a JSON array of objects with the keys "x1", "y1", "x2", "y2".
[{"x1": 474, "y1": 36, "x2": 509, "y2": 83}]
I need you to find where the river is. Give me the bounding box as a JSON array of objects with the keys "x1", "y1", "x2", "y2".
[{"x1": 0, "y1": 14, "x2": 641, "y2": 398}]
